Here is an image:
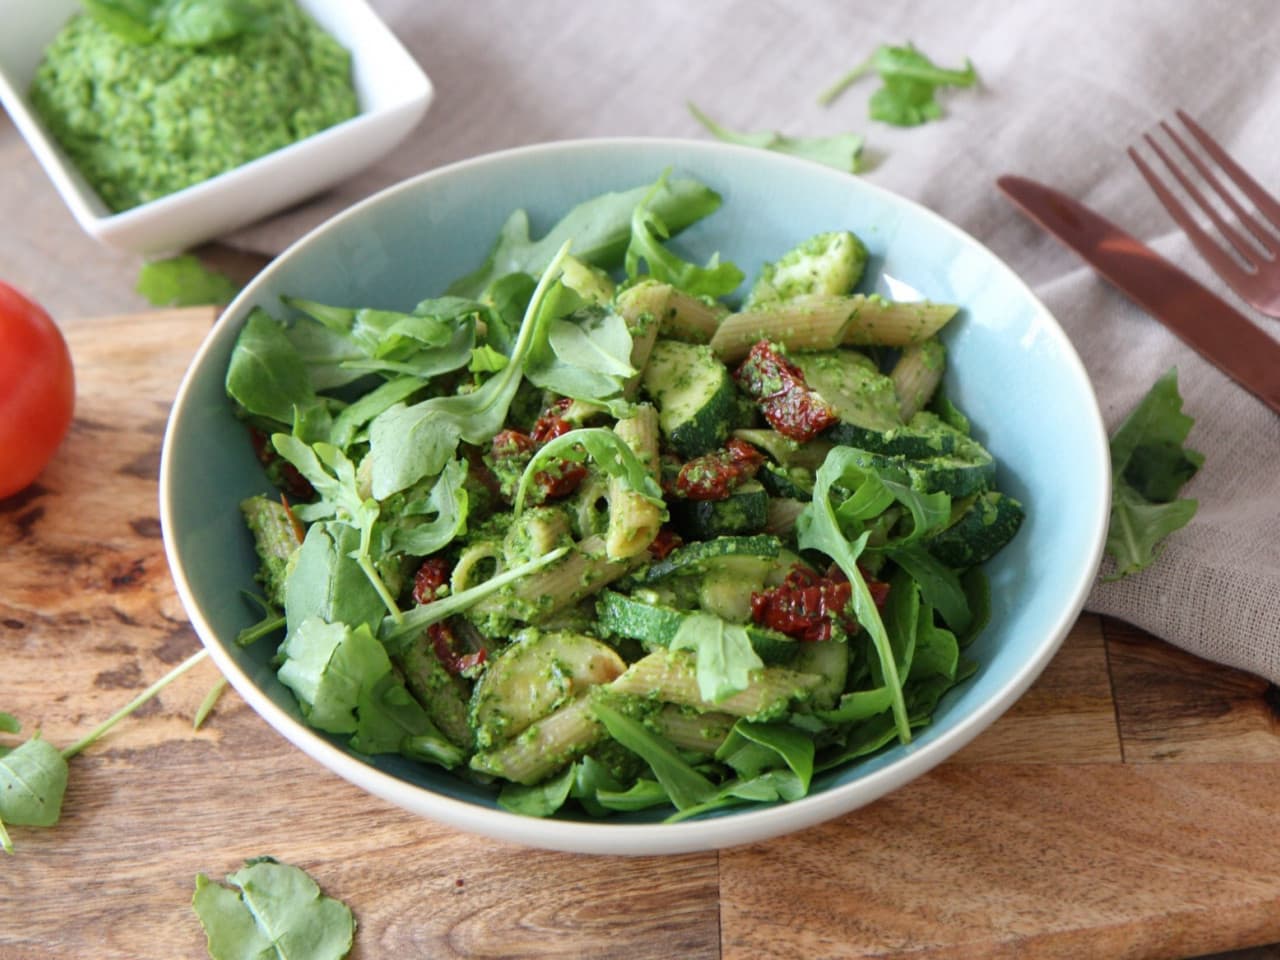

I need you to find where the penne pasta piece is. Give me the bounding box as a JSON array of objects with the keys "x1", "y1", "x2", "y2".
[
  {"x1": 609, "y1": 649, "x2": 820, "y2": 719},
  {"x1": 472, "y1": 535, "x2": 646, "y2": 623},
  {"x1": 652, "y1": 705, "x2": 735, "y2": 755},
  {"x1": 841, "y1": 296, "x2": 958, "y2": 348},
  {"x1": 710, "y1": 294, "x2": 960, "y2": 363},
  {"x1": 890, "y1": 337, "x2": 947, "y2": 420},
  {"x1": 606, "y1": 405, "x2": 663, "y2": 561},
  {"x1": 469, "y1": 695, "x2": 606, "y2": 785},
  {"x1": 763, "y1": 497, "x2": 807, "y2": 537},
  {"x1": 617, "y1": 279, "x2": 727, "y2": 345}
]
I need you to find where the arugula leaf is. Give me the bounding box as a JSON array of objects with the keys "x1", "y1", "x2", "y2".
[
  {"x1": 0, "y1": 734, "x2": 68, "y2": 854},
  {"x1": 591, "y1": 700, "x2": 718, "y2": 811},
  {"x1": 284, "y1": 522, "x2": 387, "y2": 636},
  {"x1": 272, "y1": 436, "x2": 399, "y2": 618},
  {"x1": 524, "y1": 303, "x2": 637, "y2": 413},
  {"x1": 796, "y1": 447, "x2": 911, "y2": 743},
  {"x1": 818, "y1": 43, "x2": 978, "y2": 126},
  {"x1": 687, "y1": 102, "x2": 864, "y2": 174},
  {"x1": 136, "y1": 255, "x2": 241, "y2": 307},
  {"x1": 387, "y1": 458, "x2": 470, "y2": 556},
  {"x1": 498, "y1": 764, "x2": 576, "y2": 817},
  {"x1": 625, "y1": 177, "x2": 744, "y2": 298},
  {"x1": 469, "y1": 344, "x2": 509, "y2": 374},
  {"x1": 1104, "y1": 368, "x2": 1202, "y2": 580},
  {"x1": 192, "y1": 857, "x2": 354, "y2": 960},
  {"x1": 512, "y1": 427, "x2": 665, "y2": 519},
  {"x1": 669, "y1": 613, "x2": 764, "y2": 702},
  {"x1": 226, "y1": 310, "x2": 317, "y2": 426},
  {"x1": 446, "y1": 177, "x2": 724, "y2": 300},
  {"x1": 367, "y1": 242, "x2": 572, "y2": 498},
  {"x1": 277, "y1": 618, "x2": 392, "y2": 735}
]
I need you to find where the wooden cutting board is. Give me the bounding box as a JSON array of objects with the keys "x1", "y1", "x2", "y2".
[{"x1": 3, "y1": 307, "x2": 1280, "y2": 960}]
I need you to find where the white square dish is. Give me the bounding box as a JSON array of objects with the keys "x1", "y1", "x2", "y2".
[{"x1": 0, "y1": 0, "x2": 432, "y2": 256}]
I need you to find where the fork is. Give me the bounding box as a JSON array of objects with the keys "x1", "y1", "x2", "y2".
[{"x1": 1128, "y1": 109, "x2": 1280, "y2": 318}]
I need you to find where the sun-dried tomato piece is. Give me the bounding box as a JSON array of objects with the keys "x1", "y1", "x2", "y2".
[
  {"x1": 734, "y1": 340, "x2": 837, "y2": 442},
  {"x1": 412, "y1": 556, "x2": 452, "y2": 606},
  {"x1": 531, "y1": 397, "x2": 575, "y2": 444},
  {"x1": 491, "y1": 428, "x2": 535, "y2": 459},
  {"x1": 429, "y1": 621, "x2": 487, "y2": 676},
  {"x1": 648, "y1": 527, "x2": 684, "y2": 560},
  {"x1": 249, "y1": 426, "x2": 315, "y2": 501},
  {"x1": 674, "y1": 439, "x2": 766, "y2": 501},
  {"x1": 750, "y1": 564, "x2": 888, "y2": 642}
]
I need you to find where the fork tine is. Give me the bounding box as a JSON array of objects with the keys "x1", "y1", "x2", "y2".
[
  {"x1": 1142, "y1": 130, "x2": 1262, "y2": 267},
  {"x1": 1159, "y1": 121, "x2": 1277, "y2": 257},
  {"x1": 1128, "y1": 145, "x2": 1252, "y2": 284},
  {"x1": 1176, "y1": 108, "x2": 1280, "y2": 231}
]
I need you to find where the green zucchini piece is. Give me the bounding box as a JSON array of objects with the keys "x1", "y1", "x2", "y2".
[
  {"x1": 925, "y1": 490, "x2": 1025, "y2": 568},
  {"x1": 641, "y1": 338, "x2": 734, "y2": 457},
  {"x1": 756, "y1": 461, "x2": 814, "y2": 501},
  {"x1": 836, "y1": 437, "x2": 997, "y2": 498},
  {"x1": 595, "y1": 590, "x2": 799, "y2": 665},
  {"x1": 792, "y1": 349, "x2": 903, "y2": 437},
  {"x1": 744, "y1": 230, "x2": 869, "y2": 310},
  {"x1": 642, "y1": 534, "x2": 782, "y2": 582},
  {"x1": 790, "y1": 640, "x2": 849, "y2": 711},
  {"x1": 826, "y1": 409, "x2": 962, "y2": 458},
  {"x1": 669, "y1": 480, "x2": 768, "y2": 539}
]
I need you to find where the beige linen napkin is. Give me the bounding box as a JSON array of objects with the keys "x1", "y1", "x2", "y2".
[{"x1": 231, "y1": 0, "x2": 1280, "y2": 682}]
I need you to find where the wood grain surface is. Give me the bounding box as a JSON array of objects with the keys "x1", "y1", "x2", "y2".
[{"x1": 3, "y1": 307, "x2": 1280, "y2": 960}]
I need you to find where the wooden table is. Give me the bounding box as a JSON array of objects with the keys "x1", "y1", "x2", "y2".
[{"x1": 4, "y1": 307, "x2": 1280, "y2": 959}]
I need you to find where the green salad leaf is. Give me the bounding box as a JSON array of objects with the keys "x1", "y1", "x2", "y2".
[
  {"x1": 818, "y1": 43, "x2": 978, "y2": 126},
  {"x1": 669, "y1": 613, "x2": 763, "y2": 703},
  {"x1": 137, "y1": 254, "x2": 241, "y2": 307},
  {"x1": 192, "y1": 857, "x2": 355, "y2": 960},
  {"x1": 625, "y1": 176, "x2": 744, "y2": 299},
  {"x1": 1104, "y1": 368, "x2": 1202, "y2": 580},
  {"x1": 447, "y1": 175, "x2": 724, "y2": 300},
  {"x1": 687, "y1": 102, "x2": 864, "y2": 174},
  {"x1": 0, "y1": 733, "x2": 68, "y2": 854}
]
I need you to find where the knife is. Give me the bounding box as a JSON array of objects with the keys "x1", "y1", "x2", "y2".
[{"x1": 997, "y1": 174, "x2": 1280, "y2": 415}]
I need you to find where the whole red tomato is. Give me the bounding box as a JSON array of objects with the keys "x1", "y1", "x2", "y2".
[{"x1": 0, "y1": 282, "x2": 75, "y2": 499}]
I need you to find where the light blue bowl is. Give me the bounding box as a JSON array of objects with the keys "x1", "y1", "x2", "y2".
[{"x1": 160, "y1": 138, "x2": 1110, "y2": 855}]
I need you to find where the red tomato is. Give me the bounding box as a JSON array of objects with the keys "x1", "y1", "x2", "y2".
[{"x1": 0, "y1": 282, "x2": 75, "y2": 499}]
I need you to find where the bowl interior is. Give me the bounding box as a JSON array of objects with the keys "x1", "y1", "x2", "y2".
[{"x1": 161, "y1": 138, "x2": 1110, "y2": 854}]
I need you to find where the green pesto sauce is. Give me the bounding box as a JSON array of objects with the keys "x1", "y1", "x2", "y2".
[{"x1": 29, "y1": 1, "x2": 358, "y2": 212}]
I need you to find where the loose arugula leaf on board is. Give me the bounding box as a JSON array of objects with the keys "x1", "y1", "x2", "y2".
[
  {"x1": 192, "y1": 857, "x2": 355, "y2": 960},
  {"x1": 687, "y1": 102, "x2": 864, "y2": 174},
  {"x1": 625, "y1": 177, "x2": 744, "y2": 299},
  {"x1": 796, "y1": 447, "x2": 911, "y2": 744},
  {"x1": 368, "y1": 242, "x2": 572, "y2": 498},
  {"x1": 669, "y1": 613, "x2": 764, "y2": 703},
  {"x1": 446, "y1": 176, "x2": 724, "y2": 300},
  {"x1": 512, "y1": 427, "x2": 665, "y2": 518},
  {"x1": 0, "y1": 734, "x2": 68, "y2": 854},
  {"x1": 1104, "y1": 368, "x2": 1202, "y2": 580},
  {"x1": 818, "y1": 43, "x2": 978, "y2": 126},
  {"x1": 137, "y1": 255, "x2": 241, "y2": 307}
]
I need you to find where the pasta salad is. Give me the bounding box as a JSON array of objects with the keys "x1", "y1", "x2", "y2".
[{"x1": 225, "y1": 173, "x2": 1023, "y2": 820}]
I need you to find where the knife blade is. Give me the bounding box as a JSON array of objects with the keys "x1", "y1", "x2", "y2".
[{"x1": 997, "y1": 174, "x2": 1280, "y2": 415}]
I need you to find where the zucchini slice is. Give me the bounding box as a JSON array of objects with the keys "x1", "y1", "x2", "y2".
[
  {"x1": 595, "y1": 590, "x2": 799, "y2": 665},
  {"x1": 642, "y1": 534, "x2": 782, "y2": 583},
  {"x1": 925, "y1": 490, "x2": 1025, "y2": 568},
  {"x1": 641, "y1": 339, "x2": 735, "y2": 458},
  {"x1": 669, "y1": 480, "x2": 768, "y2": 540}
]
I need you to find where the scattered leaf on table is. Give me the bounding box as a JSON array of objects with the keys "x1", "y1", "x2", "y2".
[
  {"x1": 192, "y1": 856, "x2": 355, "y2": 960},
  {"x1": 1104, "y1": 367, "x2": 1202, "y2": 580},
  {"x1": 137, "y1": 254, "x2": 241, "y2": 307},
  {"x1": 818, "y1": 43, "x2": 978, "y2": 126},
  {"x1": 687, "y1": 102, "x2": 864, "y2": 173}
]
